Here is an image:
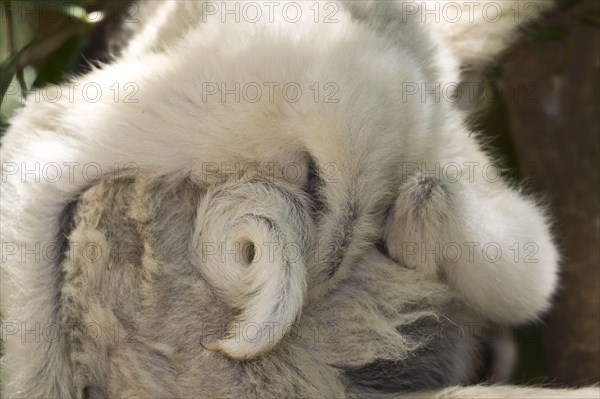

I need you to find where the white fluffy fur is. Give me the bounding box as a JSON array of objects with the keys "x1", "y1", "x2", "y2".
[
  {"x1": 191, "y1": 179, "x2": 314, "y2": 358},
  {"x1": 406, "y1": 385, "x2": 600, "y2": 398},
  {"x1": 1, "y1": 1, "x2": 594, "y2": 397}
]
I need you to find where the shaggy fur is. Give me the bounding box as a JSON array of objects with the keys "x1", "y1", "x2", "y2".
[{"x1": 1, "y1": 0, "x2": 598, "y2": 397}]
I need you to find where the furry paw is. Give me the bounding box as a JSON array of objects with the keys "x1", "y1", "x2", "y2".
[{"x1": 384, "y1": 173, "x2": 559, "y2": 323}]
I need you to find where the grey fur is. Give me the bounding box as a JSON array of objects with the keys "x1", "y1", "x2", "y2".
[{"x1": 54, "y1": 175, "x2": 481, "y2": 398}]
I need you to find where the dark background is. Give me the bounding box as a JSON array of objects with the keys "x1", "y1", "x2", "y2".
[{"x1": 480, "y1": 0, "x2": 599, "y2": 386}]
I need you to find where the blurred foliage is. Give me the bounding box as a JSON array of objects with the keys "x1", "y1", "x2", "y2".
[{"x1": 0, "y1": 0, "x2": 124, "y2": 133}]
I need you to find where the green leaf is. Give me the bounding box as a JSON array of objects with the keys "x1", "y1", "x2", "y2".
[
  {"x1": 33, "y1": 34, "x2": 84, "y2": 88},
  {"x1": 0, "y1": 45, "x2": 29, "y2": 103}
]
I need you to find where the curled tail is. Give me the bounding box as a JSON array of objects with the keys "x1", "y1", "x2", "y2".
[{"x1": 191, "y1": 178, "x2": 314, "y2": 359}]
